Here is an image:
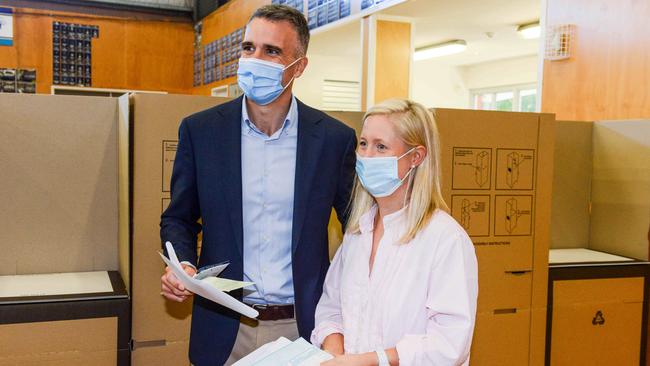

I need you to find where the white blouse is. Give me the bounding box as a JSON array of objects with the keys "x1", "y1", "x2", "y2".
[{"x1": 311, "y1": 206, "x2": 478, "y2": 366}]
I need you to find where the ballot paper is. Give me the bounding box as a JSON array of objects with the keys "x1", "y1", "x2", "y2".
[
  {"x1": 159, "y1": 241, "x2": 258, "y2": 319},
  {"x1": 0, "y1": 271, "x2": 113, "y2": 299},
  {"x1": 233, "y1": 337, "x2": 333, "y2": 366},
  {"x1": 202, "y1": 277, "x2": 255, "y2": 292}
]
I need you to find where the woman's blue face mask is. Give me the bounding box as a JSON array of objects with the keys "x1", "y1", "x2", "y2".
[
  {"x1": 355, "y1": 148, "x2": 416, "y2": 198},
  {"x1": 237, "y1": 57, "x2": 302, "y2": 105}
]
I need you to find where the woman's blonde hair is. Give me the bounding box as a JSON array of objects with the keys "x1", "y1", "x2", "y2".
[{"x1": 346, "y1": 98, "x2": 449, "y2": 243}]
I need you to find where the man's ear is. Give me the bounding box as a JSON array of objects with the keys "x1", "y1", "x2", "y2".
[{"x1": 294, "y1": 57, "x2": 308, "y2": 79}]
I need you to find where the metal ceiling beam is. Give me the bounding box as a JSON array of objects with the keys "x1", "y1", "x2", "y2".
[{"x1": 5, "y1": 0, "x2": 193, "y2": 21}]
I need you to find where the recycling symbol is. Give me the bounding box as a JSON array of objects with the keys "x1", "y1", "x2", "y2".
[{"x1": 592, "y1": 310, "x2": 605, "y2": 326}]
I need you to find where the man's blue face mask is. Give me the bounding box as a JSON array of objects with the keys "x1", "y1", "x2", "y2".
[{"x1": 237, "y1": 56, "x2": 302, "y2": 105}]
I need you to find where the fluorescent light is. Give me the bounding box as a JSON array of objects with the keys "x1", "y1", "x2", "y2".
[
  {"x1": 517, "y1": 22, "x2": 540, "y2": 39},
  {"x1": 414, "y1": 40, "x2": 467, "y2": 61}
]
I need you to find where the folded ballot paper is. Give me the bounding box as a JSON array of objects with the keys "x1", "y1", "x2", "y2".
[
  {"x1": 159, "y1": 241, "x2": 258, "y2": 319},
  {"x1": 233, "y1": 337, "x2": 333, "y2": 366}
]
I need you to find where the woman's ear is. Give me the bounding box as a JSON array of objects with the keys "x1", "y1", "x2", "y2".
[{"x1": 412, "y1": 146, "x2": 427, "y2": 167}]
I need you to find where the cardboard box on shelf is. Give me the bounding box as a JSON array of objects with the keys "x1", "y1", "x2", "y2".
[
  {"x1": 0, "y1": 271, "x2": 130, "y2": 365},
  {"x1": 0, "y1": 94, "x2": 130, "y2": 365},
  {"x1": 435, "y1": 109, "x2": 556, "y2": 366},
  {"x1": 551, "y1": 277, "x2": 643, "y2": 365},
  {"x1": 0, "y1": 318, "x2": 119, "y2": 365},
  {"x1": 547, "y1": 264, "x2": 649, "y2": 366}
]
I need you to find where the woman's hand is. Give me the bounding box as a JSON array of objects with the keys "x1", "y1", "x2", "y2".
[
  {"x1": 321, "y1": 353, "x2": 376, "y2": 366},
  {"x1": 322, "y1": 333, "x2": 344, "y2": 357}
]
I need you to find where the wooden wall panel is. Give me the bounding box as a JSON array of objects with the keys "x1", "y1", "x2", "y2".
[
  {"x1": 125, "y1": 21, "x2": 193, "y2": 93},
  {"x1": 541, "y1": 0, "x2": 650, "y2": 120},
  {"x1": 89, "y1": 18, "x2": 128, "y2": 90},
  {"x1": 360, "y1": 16, "x2": 370, "y2": 110},
  {"x1": 191, "y1": 0, "x2": 269, "y2": 95},
  {"x1": 373, "y1": 20, "x2": 410, "y2": 103},
  {"x1": 0, "y1": 12, "x2": 52, "y2": 94},
  {"x1": 0, "y1": 8, "x2": 193, "y2": 94}
]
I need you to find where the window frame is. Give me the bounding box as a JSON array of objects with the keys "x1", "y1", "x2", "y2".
[{"x1": 469, "y1": 83, "x2": 537, "y2": 112}]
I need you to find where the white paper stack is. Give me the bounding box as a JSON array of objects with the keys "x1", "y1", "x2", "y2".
[{"x1": 233, "y1": 337, "x2": 333, "y2": 366}]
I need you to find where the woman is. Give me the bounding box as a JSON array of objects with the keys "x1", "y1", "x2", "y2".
[{"x1": 311, "y1": 99, "x2": 478, "y2": 366}]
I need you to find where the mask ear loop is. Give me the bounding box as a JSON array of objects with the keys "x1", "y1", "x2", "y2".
[
  {"x1": 398, "y1": 147, "x2": 417, "y2": 208},
  {"x1": 283, "y1": 56, "x2": 304, "y2": 71},
  {"x1": 281, "y1": 56, "x2": 304, "y2": 90},
  {"x1": 402, "y1": 164, "x2": 416, "y2": 209}
]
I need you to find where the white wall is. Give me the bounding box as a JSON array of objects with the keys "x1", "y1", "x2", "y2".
[
  {"x1": 293, "y1": 21, "x2": 362, "y2": 110},
  {"x1": 295, "y1": 17, "x2": 538, "y2": 112},
  {"x1": 293, "y1": 53, "x2": 361, "y2": 109},
  {"x1": 411, "y1": 54, "x2": 539, "y2": 109},
  {"x1": 461, "y1": 54, "x2": 538, "y2": 90},
  {"x1": 411, "y1": 59, "x2": 469, "y2": 109}
]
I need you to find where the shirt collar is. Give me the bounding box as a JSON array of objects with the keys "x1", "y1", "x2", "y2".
[
  {"x1": 359, "y1": 204, "x2": 408, "y2": 234},
  {"x1": 241, "y1": 95, "x2": 298, "y2": 140}
]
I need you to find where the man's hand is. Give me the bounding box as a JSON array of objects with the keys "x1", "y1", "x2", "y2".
[{"x1": 161, "y1": 264, "x2": 197, "y2": 302}]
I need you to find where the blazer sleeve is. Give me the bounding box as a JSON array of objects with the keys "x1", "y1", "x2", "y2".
[
  {"x1": 333, "y1": 129, "x2": 357, "y2": 230},
  {"x1": 160, "y1": 118, "x2": 202, "y2": 265}
]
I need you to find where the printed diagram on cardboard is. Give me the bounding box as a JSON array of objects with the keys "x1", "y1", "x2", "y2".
[
  {"x1": 494, "y1": 195, "x2": 532, "y2": 236},
  {"x1": 505, "y1": 198, "x2": 521, "y2": 233},
  {"x1": 506, "y1": 152, "x2": 522, "y2": 187},
  {"x1": 461, "y1": 199, "x2": 471, "y2": 228},
  {"x1": 452, "y1": 148, "x2": 492, "y2": 189},
  {"x1": 496, "y1": 149, "x2": 534, "y2": 190},
  {"x1": 451, "y1": 195, "x2": 490, "y2": 237}
]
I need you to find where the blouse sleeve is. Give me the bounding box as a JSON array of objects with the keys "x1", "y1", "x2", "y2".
[
  {"x1": 395, "y1": 231, "x2": 479, "y2": 365},
  {"x1": 310, "y1": 241, "x2": 346, "y2": 347}
]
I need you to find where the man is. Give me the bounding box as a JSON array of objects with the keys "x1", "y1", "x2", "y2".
[{"x1": 160, "y1": 5, "x2": 357, "y2": 366}]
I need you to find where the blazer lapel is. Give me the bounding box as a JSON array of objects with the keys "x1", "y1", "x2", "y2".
[
  {"x1": 291, "y1": 100, "x2": 325, "y2": 255},
  {"x1": 213, "y1": 96, "x2": 244, "y2": 259}
]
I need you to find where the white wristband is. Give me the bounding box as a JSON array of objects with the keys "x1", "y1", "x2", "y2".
[{"x1": 375, "y1": 349, "x2": 389, "y2": 366}]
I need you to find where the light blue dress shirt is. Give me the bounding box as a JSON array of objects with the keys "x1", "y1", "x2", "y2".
[{"x1": 241, "y1": 96, "x2": 298, "y2": 305}]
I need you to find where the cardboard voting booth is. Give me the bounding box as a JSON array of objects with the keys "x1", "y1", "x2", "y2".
[
  {"x1": 434, "y1": 109, "x2": 555, "y2": 366},
  {"x1": 124, "y1": 93, "x2": 230, "y2": 365},
  {"x1": 549, "y1": 119, "x2": 650, "y2": 365},
  {"x1": 0, "y1": 94, "x2": 130, "y2": 365}
]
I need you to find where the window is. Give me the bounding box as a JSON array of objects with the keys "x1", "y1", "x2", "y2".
[
  {"x1": 519, "y1": 88, "x2": 536, "y2": 112},
  {"x1": 471, "y1": 84, "x2": 537, "y2": 112}
]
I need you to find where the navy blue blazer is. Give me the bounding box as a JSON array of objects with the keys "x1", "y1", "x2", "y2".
[{"x1": 160, "y1": 96, "x2": 357, "y2": 366}]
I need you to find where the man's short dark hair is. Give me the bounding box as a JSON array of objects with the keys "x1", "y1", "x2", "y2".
[{"x1": 248, "y1": 4, "x2": 310, "y2": 56}]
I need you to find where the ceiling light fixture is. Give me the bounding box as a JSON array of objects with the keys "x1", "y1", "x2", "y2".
[
  {"x1": 414, "y1": 40, "x2": 467, "y2": 61},
  {"x1": 517, "y1": 22, "x2": 541, "y2": 39}
]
